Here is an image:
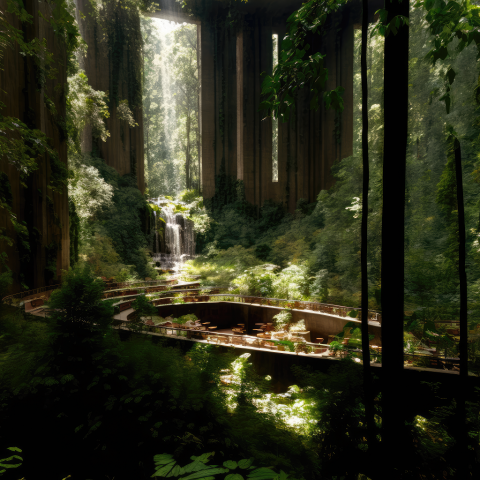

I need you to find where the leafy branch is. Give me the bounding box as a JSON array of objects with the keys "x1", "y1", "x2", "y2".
[
  {"x1": 0, "y1": 447, "x2": 22, "y2": 476},
  {"x1": 260, "y1": 0, "x2": 348, "y2": 122},
  {"x1": 414, "y1": 0, "x2": 480, "y2": 113}
]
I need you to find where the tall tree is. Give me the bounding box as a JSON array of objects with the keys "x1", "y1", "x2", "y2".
[
  {"x1": 172, "y1": 25, "x2": 200, "y2": 191},
  {"x1": 381, "y1": 0, "x2": 410, "y2": 476},
  {"x1": 454, "y1": 131, "x2": 469, "y2": 478},
  {"x1": 360, "y1": 0, "x2": 378, "y2": 474}
]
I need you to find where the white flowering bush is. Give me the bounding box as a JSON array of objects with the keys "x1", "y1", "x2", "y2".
[
  {"x1": 231, "y1": 264, "x2": 278, "y2": 297},
  {"x1": 345, "y1": 196, "x2": 362, "y2": 218},
  {"x1": 272, "y1": 263, "x2": 310, "y2": 300},
  {"x1": 116, "y1": 99, "x2": 138, "y2": 127},
  {"x1": 68, "y1": 160, "x2": 114, "y2": 219},
  {"x1": 183, "y1": 245, "x2": 261, "y2": 285},
  {"x1": 67, "y1": 71, "x2": 110, "y2": 142},
  {"x1": 289, "y1": 319, "x2": 306, "y2": 333},
  {"x1": 272, "y1": 308, "x2": 293, "y2": 331}
]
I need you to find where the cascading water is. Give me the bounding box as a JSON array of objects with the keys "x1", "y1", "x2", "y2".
[
  {"x1": 154, "y1": 211, "x2": 160, "y2": 253},
  {"x1": 150, "y1": 198, "x2": 196, "y2": 272}
]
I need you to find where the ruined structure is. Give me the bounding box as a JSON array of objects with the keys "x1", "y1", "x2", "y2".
[
  {"x1": 0, "y1": 0, "x2": 70, "y2": 293},
  {"x1": 75, "y1": 0, "x2": 145, "y2": 193},
  {"x1": 0, "y1": 0, "x2": 381, "y2": 293},
  {"x1": 153, "y1": 0, "x2": 381, "y2": 212}
]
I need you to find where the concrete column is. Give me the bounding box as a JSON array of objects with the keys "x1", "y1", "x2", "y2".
[
  {"x1": 340, "y1": 21, "x2": 354, "y2": 161},
  {"x1": 200, "y1": 20, "x2": 217, "y2": 199},
  {"x1": 237, "y1": 15, "x2": 273, "y2": 208},
  {"x1": 236, "y1": 28, "x2": 244, "y2": 181},
  {"x1": 76, "y1": 0, "x2": 145, "y2": 192}
]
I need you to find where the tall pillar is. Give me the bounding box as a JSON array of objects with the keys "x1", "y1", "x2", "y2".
[
  {"x1": 200, "y1": 20, "x2": 216, "y2": 199},
  {"x1": 76, "y1": 0, "x2": 145, "y2": 193},
  {"x1": 237, "y1": 15, "x2": 272, "y2": 207}
]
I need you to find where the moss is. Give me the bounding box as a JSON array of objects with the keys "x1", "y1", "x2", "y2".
[
  {"x1": 49, "y1": 154, "x2": 68, "y2": 195},
  {"x1": 11, "y1": 217, "x2": 30, "y2": 290},
  {"x1": 0, "y1": 172, "x2": 13, "y2": 208},
  {"x1": 44, "y1": 241, "x2": 59, "y2": 284},
  {"x1": 69, "y1": 198, "x2": 80, "y2": 267}
]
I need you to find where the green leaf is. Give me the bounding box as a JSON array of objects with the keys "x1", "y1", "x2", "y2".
[
  {"x1": 195, "y1": 452, "x2": 215, "y2": 463},
  {"x1": 153, "y1": 461, "x2": 176, "y2": 477},
  {"x1": 225, "y1": 475, "x2": 244, "y2": 480},
  {"x1": 0, "y1": 461, "x2": 22, "y2": 469},
  {"x1": 439, "y1": 91, "x2": 451, "y2": 114},
  {"x1": 238, "y1": 459, "x2": 254, "y2": 469},
  {"x1": 438, "y1": 45, "x2": 449, "y2": 61},
  {"x1": 168, "y1": 464, "x2": 184, "y2": 477},
  {"x1": 247, "y1": 467, "x2": 279, "y2": 479},
  {"x1": 181, "y1": 467, "x2": 229, "y2": 480},
  {"x1": 446, "y1": 67, "x2": 456, "y2": 85},
  {"x1": 223, "y1": 460, "x2": 237, "y2": 469},
  {"x1": 425, "y1": 0, "x2": 435, "y2": 9}
]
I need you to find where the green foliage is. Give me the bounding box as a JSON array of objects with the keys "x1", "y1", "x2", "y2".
[
  {"x1": 132, "y1": 294, "x2": 158, "y2": 318},
  {"x1": 230, "y1": 263, "x2": 312, "y2": 301},
  {"x1": 290, "y1": 358, "x2": 378, "y2": 478},
  {"x1": 73, "y1": 154, "x2": 158, "y2": 280},
  {"x1": 294, "y1": 343, "x2": 313, "y2": 354},
  {"x1": 69, "y1": 198, "x2": 80, "y2": 267},
  {"x1": 0, "y1": 303, "x2": 51, "y2": 399},
  {"x1": 11, "y1": 214, "x2": 31, "y2": 289},
  {"x1": 0, "y1": 172, "x2": 13, "y2": 209},
  {"x1": 181, "y1": 189, "x2": 202, "y2": 204},
  {"x1": 44, "y1": 240, "x2": 59, "y2": 284},
  {"x1": 46, "y1": 264, "x2": 114, "y2": 344},
  {"x1": 272, "y1": 309, "x2": 293, "y2": 332},
  {"x1": 0, "y1": 447, "x2": 22, "y2": 476},
  {"x1": 276, "y1": 340, "x2": 295, "y2": 352},
  {"x1": 152, "y1": 451, "x2": 289, "y2": 479},
  {"x1": 232, "y1": 265, "x2": 278, "y2": 297},
  {"x1": 176, "y1": 314, "x2": 198, "y2": 325},
  {"x1": 67, "y1": 71, "x2": 111, "y2": 149},
  {"x1": 328, "y1": 341, "x2": 344, "y2": 353},
  {"x1": 260, "y1": 0, "x2": 348, "y2": 122},
  {"x1": 413, "y1": 0, "x2": 480, "y2": 114},
  {"x1": 436, "y1": 130, "x2": 461, "y2": 286},
  {"x1": 77, "y1": 232, "x2": 136, "y2": 281},
  {"x1": 1, "y1": 0, "x2": 76, "y2": 192},
  {"x1": 0, "y1": 102, "x2": 68, "y2": 192},
  {"x1": 117, "y1": 99, "x2": 138, "y2": 127},
  {"x1": 184, "y1": 246, "x2": 262, "y2": 286}
]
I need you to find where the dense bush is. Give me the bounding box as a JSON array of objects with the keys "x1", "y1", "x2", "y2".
[{"x1": 75, "y1": 155, "x2": 158, "y2": 281}]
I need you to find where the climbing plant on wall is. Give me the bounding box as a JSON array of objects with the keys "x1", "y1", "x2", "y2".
[
  {"x1": 260, "y1": 0, "x2": 348, "y2": 122},
  {"x1": 0, "y1": 0, "x2": 79, "y2": 290}
]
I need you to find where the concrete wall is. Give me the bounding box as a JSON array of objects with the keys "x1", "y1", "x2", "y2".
[
  {"x1": 199, "y1": 0, "x2": 382, "y2": 212},
  {"x1": 0, "y1": 0, "x2": 70, "y2": 293},
  {"x1": 75, "y1": 0, "x2": 145, "y2": 193}
]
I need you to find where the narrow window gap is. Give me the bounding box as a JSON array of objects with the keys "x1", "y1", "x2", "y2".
[{"x1": 272, "y1": 33, "x2": 278, "y2": 182}]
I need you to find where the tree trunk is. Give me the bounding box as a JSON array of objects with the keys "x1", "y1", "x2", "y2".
[
  {"x1": 454, "y1": 137, "x2": 470, "y2": 478},
  {"x1": 381, "y1": 0, "x2": 409, "y2": 477},
  {"x1": 186, "y1": 114, "x2": 191, "y2": 189},
  {"x1": 360, "y1": 0, "x2": 377, "y2": 475}
]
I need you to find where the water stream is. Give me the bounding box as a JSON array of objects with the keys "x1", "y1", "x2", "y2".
[{"x1": 150, "y1": 198, "x2": 196, "y2": 272}]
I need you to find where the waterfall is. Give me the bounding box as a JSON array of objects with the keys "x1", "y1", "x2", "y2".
[
  {"x1": 153, "y1": 211, "x2": 160, "y2": 254},
  {"x1": 149, "y1": 198, "x2": 196, "y2": 272}
]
